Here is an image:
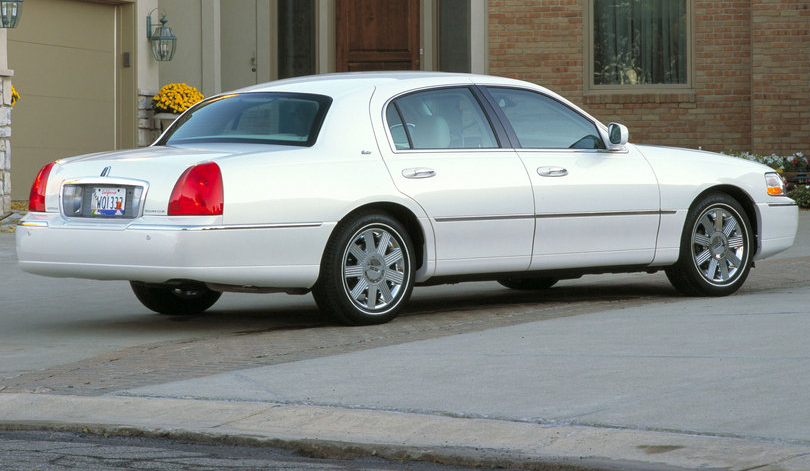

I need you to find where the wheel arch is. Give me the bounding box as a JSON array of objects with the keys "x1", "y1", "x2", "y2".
[
  {"x1": 333, "y1": 202, "x2": 427, "y2": 273},
  {"x1": 690, "y1": 184, "x2": 760, "y2": 255}
]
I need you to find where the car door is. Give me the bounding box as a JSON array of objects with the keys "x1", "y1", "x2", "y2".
[
  {"x1": 482, "y1": 86, "x2": 661, "y2": 270},
  {"x1": 376, "y1": 86, "x2": 535, "y2": 276}
]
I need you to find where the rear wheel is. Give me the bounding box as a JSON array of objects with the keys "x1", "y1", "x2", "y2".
[
  {"x1": 666, "y1": 193, "x2": 753, "y2": 296},
  {"x1": 313, "y1": 211, "x2": 415, "y2": 325},
  {"x1": 497, "y1": 277, "x2": 558, "y2": 290},
  {"x1": 130, "y1": 281, "x2": 221, "y2": 315}
]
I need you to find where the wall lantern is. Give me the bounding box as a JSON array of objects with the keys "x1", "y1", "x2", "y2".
[
  {"x1": 146, "y1": 9, "x2": 177, "y2": 61},
  {"x1": 0, "y1": 0, "x2": 23, "y2": 28}
]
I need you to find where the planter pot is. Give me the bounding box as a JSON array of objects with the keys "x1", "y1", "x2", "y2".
[{"x1": 153, "y1": 112, "x2": 180, "y2": 132}]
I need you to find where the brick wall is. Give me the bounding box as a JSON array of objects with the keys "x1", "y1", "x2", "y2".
[
  {"x1": 751, "y1": 0, "x2": 810, "y2": 155},
  {"x1": 488, "y1": 0, "x2": 808, "y2": 155},
  {"x1": 489, "y1": 0, "x2": 584, "y2": 97}
]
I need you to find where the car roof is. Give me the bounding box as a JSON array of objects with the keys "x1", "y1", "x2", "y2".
[{"x1": 231, "y1": 71, "x2": 545, "y2": 98}]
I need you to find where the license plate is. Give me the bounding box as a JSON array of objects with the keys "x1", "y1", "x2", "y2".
[{"x1": 91, "y1": 187, "x2": 126, "y2": 216}]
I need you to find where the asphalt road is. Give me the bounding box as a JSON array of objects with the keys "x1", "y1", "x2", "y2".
[
  {"x1": 0, "y1": 430, "x2": 495, "y2": 471},
  {"x1": 0, "y1": 230, "x2": 689, "y2": 393}
]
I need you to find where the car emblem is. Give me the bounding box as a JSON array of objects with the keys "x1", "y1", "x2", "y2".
[{"x1": 100, "y1": 166, "x2": 111, "y2": 177}]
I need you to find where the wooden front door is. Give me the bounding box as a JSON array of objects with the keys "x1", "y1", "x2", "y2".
[{"x1": 336, "y1": 0, "x2": 420, "y2": 71}]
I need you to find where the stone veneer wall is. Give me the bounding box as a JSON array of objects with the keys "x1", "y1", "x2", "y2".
[
  {"x1": 138, "y1": 89, "x2": 161, "y2": 147},
  {"x1": 0, "y1": 73, "x2": 12, "y2": 218}
]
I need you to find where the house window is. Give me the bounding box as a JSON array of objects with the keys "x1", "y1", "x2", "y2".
[{"x1": 591, "y1": 0, "x2": 689, "y2": 87}]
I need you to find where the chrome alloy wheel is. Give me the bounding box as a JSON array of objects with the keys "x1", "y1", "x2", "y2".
[
  {"x1": 341, "y1": 224, "x2": 409, "y2": 314},
  {"x1": 690, "y1": 204, "x2": 748, "y2": 285}
]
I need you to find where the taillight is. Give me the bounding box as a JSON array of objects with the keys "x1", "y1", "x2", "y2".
[
  {"x1": 168, "y1": 162, "x2": 224, "y2": 215},
  {"x1": 28, "y1": 161, "x2": 56, "y2": 212}
]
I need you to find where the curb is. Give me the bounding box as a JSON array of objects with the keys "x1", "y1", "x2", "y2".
[{"x1": 1, "y1": 393, "x2": 809, "y2": 471}]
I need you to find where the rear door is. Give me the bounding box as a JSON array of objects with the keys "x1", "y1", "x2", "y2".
[{"x1": 374, "y1": 86, "x2": 535, "y2": 276}]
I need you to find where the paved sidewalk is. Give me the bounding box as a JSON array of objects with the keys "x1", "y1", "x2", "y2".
[{"x1": 2, "y1": 392, "x2": 809, "y2": 471}]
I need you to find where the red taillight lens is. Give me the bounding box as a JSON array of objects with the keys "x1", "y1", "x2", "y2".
[
  {"x1": 28, "y1": 162, "x2": 56, "y2": 212},
  {"x1": 168, "y1": 162, "x2": 224, "y2": 215}
]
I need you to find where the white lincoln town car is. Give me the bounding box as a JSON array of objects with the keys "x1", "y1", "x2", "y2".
[{"x1": 17, "y1": 72, "x2": 798, "y2": 325}]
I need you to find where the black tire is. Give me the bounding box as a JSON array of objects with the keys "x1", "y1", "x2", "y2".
[
  {"x1": 130, "y1": 281, "x2": 221, "y2": 315},
  {"x1": 497, "y1": 277, "x2": 558, "y2": 290},
  {"x1": 312, "y1": 211, "x2": 415, "y2": 325},
  {"x1": 666, "y1": 193, "x2": 753, "y2": 296}
]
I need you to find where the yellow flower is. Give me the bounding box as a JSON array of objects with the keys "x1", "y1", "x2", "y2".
[
  {"x1": 10, "y1": 85, "x2": 19, "y2": 106},
  {"x1": 152, "y1": 83, "x2": 204, "y2": 114}
]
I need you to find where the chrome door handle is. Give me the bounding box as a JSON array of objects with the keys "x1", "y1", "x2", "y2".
[
  {"x1": 402, "y1": 167, "x2": 436, "y2": 179},
  {"x1": 537, "y1": 166, "x2": 568, "y2": 177}
]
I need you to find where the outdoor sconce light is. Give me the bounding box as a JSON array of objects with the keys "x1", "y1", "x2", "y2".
[
  {"x1": 0, "y1": 0, "x2": 23, "y2": 28},
  {"x1": 146, "y1": 9, "x2": 177, "y2": 61}
]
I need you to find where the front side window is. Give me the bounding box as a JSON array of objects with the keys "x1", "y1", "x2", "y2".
[
  {"x1": 161, "y1": 92, "x2": 331, "y2": 147},
  {"x1": 486, "y1": 87, "x2": 605, "y2": 150},
  {"x1": 592, "y1": 0, "x2": 688, "y2": 86},
  {"x1": 386, "y1": 87, "x2": 498, "y2": 150}
]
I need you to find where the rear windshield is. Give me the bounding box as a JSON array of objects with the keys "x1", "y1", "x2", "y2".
[{"x1": 159, "y1": 92, "x2": 332, "y2": 147}]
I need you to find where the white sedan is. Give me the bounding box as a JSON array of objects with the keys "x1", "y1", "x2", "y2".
[{"x1": 17, "y1": 72, "x2": 798, "y2": 325}]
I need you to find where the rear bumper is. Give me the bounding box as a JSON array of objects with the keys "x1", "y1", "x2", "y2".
[{"x1": 16, "y1": 213, "x2": 334, "y2": 289}]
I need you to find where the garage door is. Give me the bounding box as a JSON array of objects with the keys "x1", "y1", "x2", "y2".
[{"x1": 8, "y1": 0, "x2": 116, "y2": 200}]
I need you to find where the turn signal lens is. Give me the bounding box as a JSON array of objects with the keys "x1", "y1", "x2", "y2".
[
  {"x1": 168, "y1": 162, "x2": 224, "y2": 215},
  {"x1": 28, "y1": 162, "x2": 57, "y2": 212},
  {"x1": 765, "y1": 172, "x2": 786, "y2": 196}
]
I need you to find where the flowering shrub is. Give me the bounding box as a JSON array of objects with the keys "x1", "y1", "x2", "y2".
[
  {"x1": 726, "y1": 151, "x2": 809, "y2": 173},
  {"x1": 788, "y1": 185, "x2": 810, "y2": 209},
  {"x1": 10, "y1": 85, "x2": 19, "y2": 106},
  {"x1": 152, "y1": 83, "x2": 204, "y2": 114}
]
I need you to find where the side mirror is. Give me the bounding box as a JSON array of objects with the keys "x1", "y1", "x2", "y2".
[{"x1": 607, "y1": 122, "x2": 629, "y2": 150}]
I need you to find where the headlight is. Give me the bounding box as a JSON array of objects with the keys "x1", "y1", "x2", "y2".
[{"x1": 765, "y1": 172, "x2": 786, "y2": 196}]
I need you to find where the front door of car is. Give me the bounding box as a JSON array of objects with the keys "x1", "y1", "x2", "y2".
[
  {"x1": 482, "y1": 87, "x2": 661, "y2": 270},
  {"x1": 375, "y1": 86, "x2": 535, "y2": 276}
]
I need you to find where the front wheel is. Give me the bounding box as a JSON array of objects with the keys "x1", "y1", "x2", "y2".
[
  {"x1": 312, "y1": 211, "x2": 415, "y2": 325},
  {"x1": 666, "y1": 193, "x2": 753, "y2": 296},
  {"x1": 130, "y1": 281, "x2": 221, "y2": 315}
]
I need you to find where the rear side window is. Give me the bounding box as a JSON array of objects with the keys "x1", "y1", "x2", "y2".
[
  {"x1": 386, "y1": 87, "x2": 499, "y2": 150},
  {"x1": 161, "y1": 92, "x2": 332, "y2": 147},
  {"x1": 485, "y1": 87, "x2": 605, "y2": 150}
]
